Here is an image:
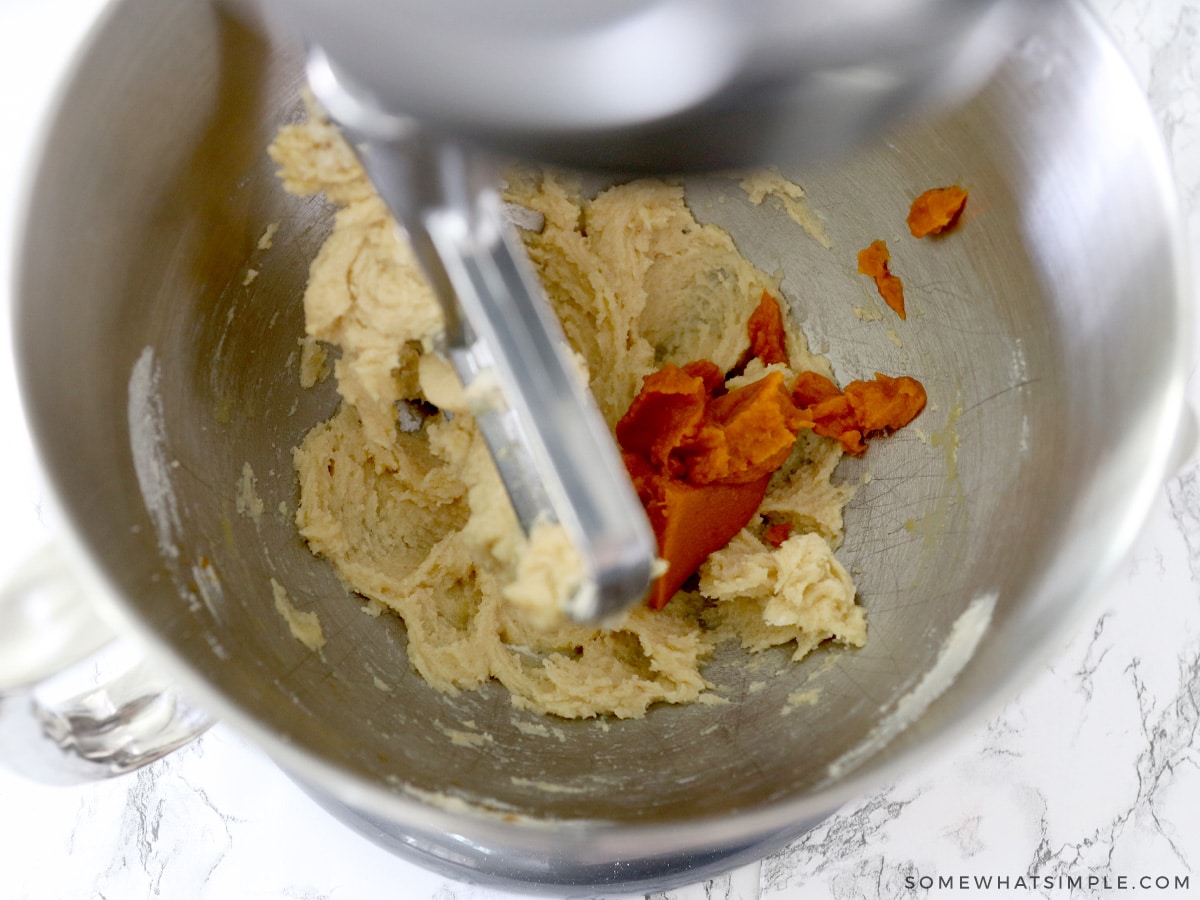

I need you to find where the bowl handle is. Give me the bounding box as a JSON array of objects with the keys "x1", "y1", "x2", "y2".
[{"x1": 0, "y1": 544, "x2": 213, "y2": 784}]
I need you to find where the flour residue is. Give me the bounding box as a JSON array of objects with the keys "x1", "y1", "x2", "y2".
[
  {"x1": 784, "y1": 687, "x2": 821, "y2": 710},
  {"x1": 781, "y1": 648, "x2": 842, "y2": 716},
  {"x1": 509, "y1": 777, "x2": 588, "y2": 794},
  {"x1": 257, "y1": 221, "x2": 280, "y2": 250},
  {"x1": 192, "y1": 555, "x2": 225, "y2": 622},
  {"x1": 438, "y1": 721, "x2": 494, "y2": 748},
  {"x1": 825, "y1": 591, "x2": 996, "y2": 780},
  {"x1": 235, "y1": 461, "x2": 265, "y2": 520},
  {"x1": 904, "y1": 398, "x2": 964, "y2": 547},
  {"x1": 513, "y1": 719, "x2": 568, "y2": 742},
  {"x1": 398, "y1": 783, "x2": 550, "y2": 825},
  {"x1": 128, "y1": 346, "x2": 182, "y2": 560}
]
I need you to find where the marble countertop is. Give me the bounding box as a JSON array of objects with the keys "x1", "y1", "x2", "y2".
[{"x1": 2, "y1": 1, "x2": 1198, "y2": 897}]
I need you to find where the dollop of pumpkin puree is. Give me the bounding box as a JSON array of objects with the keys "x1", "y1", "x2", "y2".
[
  {"x1": 857, "y1": 240, "x2": 907, "y2": 320},
  {"x1": 907, "y1": 185, "x2": 968, "y2": 238},
  {"x1": 620, "y1": 366, "x2": 806, "y2": 609},
  {"x1": 619, "y1": 292, "x2": 925, "y2": 611}
]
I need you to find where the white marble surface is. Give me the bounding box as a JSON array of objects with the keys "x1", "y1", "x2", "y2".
[{"x1": 2, "y1": 1, "x2": 1199, "y2": 898}]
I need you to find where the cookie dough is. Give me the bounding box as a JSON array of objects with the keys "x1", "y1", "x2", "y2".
[{"x1": 269, "y1": 102, "x2": 866, "y2": 719}]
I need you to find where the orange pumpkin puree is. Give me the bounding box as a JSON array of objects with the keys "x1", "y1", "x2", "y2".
[
  {"x1": 792, "y1": 371, "x2": 927, "y2": 456},
  {"x1": 857, "y1": 239, "x2": 906, "y2": 320},
  {"x1": 907, "y1": 185, "x2": 968, "y2": 238},
  {"x1": 618, "y1": 292, "x2": 926, "y2": 609},
  {"x1": 745, "y1": 289, "x2": 789, "y2": 366},
  {"x1": 618, "y1": 364, "x2": 809, "y2": 608},
  {"x1": 763, "y1": 522, "x2": 794, "y2": 548}
]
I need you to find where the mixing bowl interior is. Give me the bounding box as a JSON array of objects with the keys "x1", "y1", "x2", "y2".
[{"x1": 15, "y1": 0, "x2": 1185, "y2": 838}]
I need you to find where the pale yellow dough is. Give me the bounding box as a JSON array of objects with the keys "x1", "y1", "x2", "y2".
[{"x1": 269, "y1": 102, "x2": 866, "y2": 719}]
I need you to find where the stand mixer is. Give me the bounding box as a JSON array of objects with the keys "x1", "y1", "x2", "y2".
[
  {"x1": 8, "y1": 0, "x2": 1189, "y2": 890},
  {"x1": 265, "y1": 0, "x2": 1040, "y2": 622}
]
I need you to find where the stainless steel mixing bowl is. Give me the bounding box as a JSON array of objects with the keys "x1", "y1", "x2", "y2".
[{"x1": 9, "y1": 0, "x2": 1189, "y2": 893}]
